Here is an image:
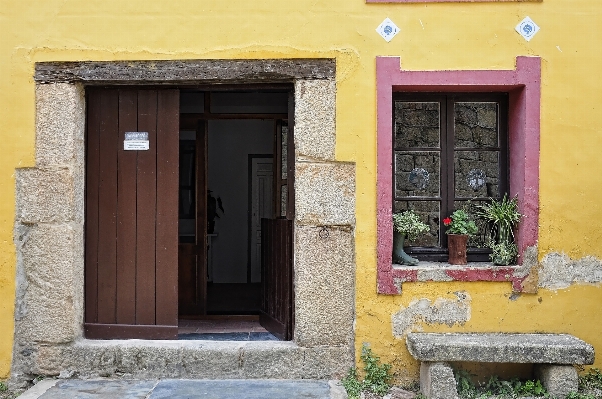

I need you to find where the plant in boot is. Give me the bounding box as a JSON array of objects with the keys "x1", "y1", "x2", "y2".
[{"x1": 392, "y1": 210, "x2": 429, "y2": 265}]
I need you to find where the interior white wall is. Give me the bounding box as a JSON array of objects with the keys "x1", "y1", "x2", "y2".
[{"x1": 208, "y1": 119, "x2": 273, "y2": 283}]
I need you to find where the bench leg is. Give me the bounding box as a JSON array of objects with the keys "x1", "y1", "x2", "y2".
[
  {"x1": 420, "y1": 361, "x2": 459, "y2": 399},
  {"x1": 535, "y1": 364, "x2": 578, "y2": 399}
]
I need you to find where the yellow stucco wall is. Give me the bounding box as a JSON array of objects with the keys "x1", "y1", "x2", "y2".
[{"x1": 1, "y1": 0, "x2": 601, "y2": 380}]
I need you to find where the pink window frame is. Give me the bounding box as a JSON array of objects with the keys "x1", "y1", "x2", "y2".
[
  {"x1": 367, "y1": 0, "x2": 540, "y2": 3},
  {"x1": 376, "y1": 56, "x2": 541, "y2": 294}
]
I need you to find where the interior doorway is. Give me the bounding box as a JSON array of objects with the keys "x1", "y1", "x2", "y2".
[{"x1": 176, "y1": 88, "x2": 294, "y2": 340}]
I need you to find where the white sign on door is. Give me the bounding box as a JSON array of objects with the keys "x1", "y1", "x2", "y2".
[{"x1": 124, "y1": 132, "x2": 149, "y2": 151}]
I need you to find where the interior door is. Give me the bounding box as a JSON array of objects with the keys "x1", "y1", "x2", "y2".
[
  {"x1": 85, "y1": 88, "x2": 179, "y2": 339},
  {"x1": 178, "y1": 120, "x2": 208, "y2": 316},
  {"x1": 250, "y1": 157, "x2": 274, "y2": 283}
]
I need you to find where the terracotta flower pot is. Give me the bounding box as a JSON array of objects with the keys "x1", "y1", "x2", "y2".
[{"x1": 447, "y1": 234, "x2": 468, "y2": 265}]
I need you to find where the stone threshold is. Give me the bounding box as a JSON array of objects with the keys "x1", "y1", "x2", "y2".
[
  {"x1": 76, "y1": 338, "x2": 298, "y2": 349},
  {"x1": 37, "y1": 339, "x2": 352, "y2": 380}
]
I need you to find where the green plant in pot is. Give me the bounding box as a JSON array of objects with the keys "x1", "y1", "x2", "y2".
[
  {"x1": 444, "y1": 209, "x2": 478, "y2": 265},
  {"x1": 392, "y1": 210, "x2": 429, "y2": 266},
  {"x1": 477, "y1": 194, "x2": 522, "y2": 265}
]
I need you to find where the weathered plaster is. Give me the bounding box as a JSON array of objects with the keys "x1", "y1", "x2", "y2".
[
  {"x1": 539, "y1": 253, "x2": 602, "y2": 290},
  {"x1": 391, "y1": 292, "x2": 471, "y2": 338},
  {"x1": 12, "y1": 60, "x2": 356, "y2": 386},
  {"x1": 367, "y1": 0, "x2": 539, "y2": 2}
]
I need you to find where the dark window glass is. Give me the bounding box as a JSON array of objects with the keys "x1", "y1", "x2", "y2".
[{"x1": 393, "y1": 93, "x2": 508, "y2": 262}]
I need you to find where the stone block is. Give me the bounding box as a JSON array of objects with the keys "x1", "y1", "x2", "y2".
[
  {"x1": 294, "y1": 79, "x2": 336, "y2": 160},
  {"x1": 32, "y1": 345, "x2": 63, "y2": 376},
  {"x1": 16, "y1": 224, "x2": 82, "y2": 344},
  {"x1": 240, "y1": 342, "x2": 304, "y2": 379},
  {"x1": 420, "y1": 362, "x2": 458, "y2": 399},
  {"x1": 295, "y1": 160, "x2": 355, "y2": 226},
  {"x1": 115, "y1": 343, "x2": 182, "y2": 378},
  {"x1": 535, "y1": 364, "x2": 578, "y2": 399},
  {"x1": 406, "y1": 333, "x2": 595, "y2": 364},
  {"x1": 299, "y1": 347, "x2": 353, "y2": 380},
  {"x1": 16, "y1": 167, "x2": 78, "y2": 224},
  {"x1": 294, "y1": 225, "x2": 354, "y2": 347},
  {"x1": 35, "y1": 83, "x2": 85, "y2": 167},
  {"x1": 180, "y1": 342, "x2": 243, "y2": 379},
  {"x1": 59, "y1": 342, "x2": 121, "y2": 377}
]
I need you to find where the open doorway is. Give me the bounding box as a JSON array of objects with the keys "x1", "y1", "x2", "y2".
[{"x1": 177, "y1": 88, "x2": 294, "y2": 340}]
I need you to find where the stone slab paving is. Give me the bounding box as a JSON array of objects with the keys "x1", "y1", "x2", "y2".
[
  {"x1": 149, "y1": 380, "x2": 331, "y2": 399},
  {"x1": 25, "y1": 379, "x2": 333, "y2": 399},
  {"x1": 32, "y1": 380, "x2": 157, "y2": 399}
]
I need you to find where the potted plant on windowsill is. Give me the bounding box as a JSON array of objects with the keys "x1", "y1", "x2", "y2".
[
  {"x1": 444, "y1": 209, "x2": 478, "y2": 265},
  {"x1": 477, "y1": 194, "x2": 522, "y2": 266},
  {"x1": 392, "y1": 210, "x2": 430, "y2": 266}
]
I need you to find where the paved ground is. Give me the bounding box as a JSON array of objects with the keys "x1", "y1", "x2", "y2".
[{"x1": 19, "y1": 379, "x2": 345, "y2": 399}]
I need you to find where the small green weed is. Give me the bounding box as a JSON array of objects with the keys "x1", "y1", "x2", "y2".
[
  {"x1": 514, "y1": 378, "x2": 548, "y2": 397},
  {"x1": 453, "y1": 367, "x2": 549, "y2": 398},
  {"x1": 579, "y1": 368, "x2": 602, "y2": 392},
  {"x1": 0, "y1": 382, "x2": 6, "y2": 392},
  {"x1": 341, "y1": 367, "x2": 362, "y2": 399},
  {"x1": 566, "y1": 393, "x2": 597, "y2": 399},
  {"x1": 341, "y1": 344, "x2": 393, "y2": 399},
  {"x1": 565, "y1": 367, "x2": 602, "y2": 399}
]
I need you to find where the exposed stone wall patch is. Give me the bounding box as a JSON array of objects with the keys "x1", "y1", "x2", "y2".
[
  {"x1": 539, "y1": 253, "x2": 602, "y2": 290},
  {"x1": 392, "y1": 292, "x2": 471, "y2": 338}
]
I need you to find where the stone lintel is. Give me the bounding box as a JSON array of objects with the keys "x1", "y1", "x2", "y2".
[
  {"x1": 407, "y1": 333, "x2": 595, "y2": 365},
  {"x1": 35, "y1": 59, "x2": 335, "y2": 84}
]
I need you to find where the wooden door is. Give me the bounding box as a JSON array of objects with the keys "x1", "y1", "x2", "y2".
[
  {"x1": 85, "y1": 88, "x2": 179, "y2": 339},
  {"x1": 260, "y1": 218, "x2": 293, "y2": 340},
  {"x1": 259, "y1": 91, "x2": 295, "y2": 340},
  {"x1": 178, "y1": 121, "x2": 208, "y2": 316}
]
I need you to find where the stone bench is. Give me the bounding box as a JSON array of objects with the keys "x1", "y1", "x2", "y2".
[{"x1": 406, "y1": 333, "x2": 595, "y2": 399}]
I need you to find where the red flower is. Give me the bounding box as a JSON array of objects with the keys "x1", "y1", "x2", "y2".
[{"x1": 443, "y1": 217, "x2": 452, "y2": 226}]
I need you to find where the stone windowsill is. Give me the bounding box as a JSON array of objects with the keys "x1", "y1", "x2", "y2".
[{"x1": 391, "y1": 261, "x2": 528, "y2": 291}]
